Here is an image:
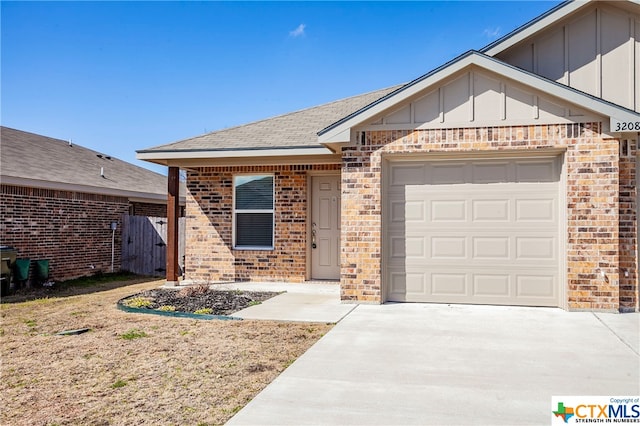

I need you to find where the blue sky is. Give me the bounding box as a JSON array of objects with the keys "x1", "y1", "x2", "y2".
[{"x1": 2, "y1": 1, "x2": 562, "y2": 175}]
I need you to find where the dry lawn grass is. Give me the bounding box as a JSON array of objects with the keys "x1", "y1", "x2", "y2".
[{"x1": 0, "y1": 278, "x2": 333, "y2": 425}]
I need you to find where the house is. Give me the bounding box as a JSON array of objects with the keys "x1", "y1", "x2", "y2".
[
  {"x1": 138, "y1": 0, "x2": 640, "y2": 312},
  {"x1": 0, "y1": 126, "x2": 180, "y2": 281}
]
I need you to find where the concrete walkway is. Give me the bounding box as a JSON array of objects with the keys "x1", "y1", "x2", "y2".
[
  {"x1": 215, "y1": 282, "x2": 357, "y2": 323},
  {"x1": 227, "y1": 302, "x2": 640, "y2": 425}
]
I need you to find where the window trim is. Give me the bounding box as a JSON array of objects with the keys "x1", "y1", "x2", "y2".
[{"x1": 232, "y1": 173, "x2": 275, "y2": 250}]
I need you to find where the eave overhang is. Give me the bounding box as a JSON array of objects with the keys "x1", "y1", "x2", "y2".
[
  {"x1": 136, "y1": 145, "x2": 340, "y2": 167},
  {"x1": 1, "y1": 175, "x2": 184, "y2": 204}
]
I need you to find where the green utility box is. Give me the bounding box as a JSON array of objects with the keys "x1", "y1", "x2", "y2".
[
  {"x1": 34, "y1": 260, "x2": 50, "y2": 284},
  {"x1": 14, "y1": 258, "x2": 31, "y2": 288}
]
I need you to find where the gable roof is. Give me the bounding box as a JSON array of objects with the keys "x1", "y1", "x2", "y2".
[
  {"x1": 482, "y1": 0, "x2": 640, "y2": 57},
  {"x1": 136, "y1": 85, "x2": 401, "y2": 164},
  {"x1": 481, "y1": 0, "x2": 580, "y2": 57},
  {"x1": 318, "y1": 50, "x2": 640, "y2": 144},
  {"x1": 1, "y1": 126, "x2": 171, "y2": 201},
  {"x1": 138, "y1": 0, "x2": 639, "y2": 165}
]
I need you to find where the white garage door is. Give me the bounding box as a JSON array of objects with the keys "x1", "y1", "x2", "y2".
[{"x1": 385, "y1": 157, "x2": 561, "y2": 307}]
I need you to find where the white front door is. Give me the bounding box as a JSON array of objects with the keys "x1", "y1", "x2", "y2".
[{"x1": 311, "y1": 175, "x2": 341, "y2": 280}]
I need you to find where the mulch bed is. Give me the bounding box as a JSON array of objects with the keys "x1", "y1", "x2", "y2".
[{"x1": 120, "y1": 285, "x2": 282, "y2": 316}]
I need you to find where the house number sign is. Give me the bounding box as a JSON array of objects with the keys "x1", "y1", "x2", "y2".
[{"x1": 611, "y1": 118, "x2": 640, "y2": 132}]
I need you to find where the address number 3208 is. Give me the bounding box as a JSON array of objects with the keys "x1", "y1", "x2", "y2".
[{"x1": 615, "y1": 121, "x2": 640, "y2": 131}]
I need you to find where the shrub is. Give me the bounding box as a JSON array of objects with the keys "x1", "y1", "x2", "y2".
[
  {"x1": 178, "y1": 285, "x2": 210, "y2": 298},
  {"x1": 193, "y1": 308, "x2": 213, "y2": 315},
  {"x1": 123, "y1": 297, "x2": 153, "y2": 308}
]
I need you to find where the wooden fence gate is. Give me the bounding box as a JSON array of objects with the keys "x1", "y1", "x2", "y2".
[{"x1": 121, "y1": 215, "x2": 186, "y2": 277}]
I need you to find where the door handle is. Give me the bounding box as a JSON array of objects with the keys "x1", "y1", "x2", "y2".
[{"x1": 312, "y1": 222, "x2": 317, "y2": 249}]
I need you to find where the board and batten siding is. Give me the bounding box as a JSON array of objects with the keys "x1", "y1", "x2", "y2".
[
  {"x1": 495, "y1": 2, "x2": 640, "y2": 113},
  {"x1": 359, "y1": 67, "x2": 603, "y2": 131}
]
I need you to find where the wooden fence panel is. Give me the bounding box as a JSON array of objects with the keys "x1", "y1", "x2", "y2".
[{"x1": 121, "y1": 215, "x2": 185, "y2": 277}]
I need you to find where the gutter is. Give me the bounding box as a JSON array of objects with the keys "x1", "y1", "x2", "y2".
[{"x1": 136, "y1": 145, "x2": 335, "y2": 161}]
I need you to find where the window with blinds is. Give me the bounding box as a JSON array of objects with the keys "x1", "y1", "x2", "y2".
[{"x1": 233, "y1": 175, "x2": 274, "y2": 249}]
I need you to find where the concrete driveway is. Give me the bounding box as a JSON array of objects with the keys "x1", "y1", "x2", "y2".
[{"x1": 227, "y1": 302, "x2": 639, "y2": 425}]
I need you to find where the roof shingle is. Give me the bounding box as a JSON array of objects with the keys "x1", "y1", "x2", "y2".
[
  {"x1": 138, "y1": 85, "x2": 402, "y2": 153},
  {"x1": 1, "y1": 126, "x2": 168, "y2": 198}
]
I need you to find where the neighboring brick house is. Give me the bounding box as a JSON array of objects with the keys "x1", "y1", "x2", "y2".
[
  {"x1": 0, "y1": 126, "x2": 180, "y2": 281},
  {"x1": 138, "y1": 0, "x2": 640, "y2": 312}
]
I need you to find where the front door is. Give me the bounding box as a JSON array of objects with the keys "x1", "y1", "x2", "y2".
[{"x1": 311, "y1": 175, "x2": 340, "y2": 280}]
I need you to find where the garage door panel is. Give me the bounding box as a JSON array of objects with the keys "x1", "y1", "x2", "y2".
[
  {"x1": 515, "y1": 160, "x2": 559, "y2": 182},
  {"x1": 405, "y1": 273, "x2": 426, "y2": 294},
  {"x1": 430, "y1": 163, "x2": 466, "y2": 184},
  {"x1": 405, "y1": 201, "x2": 426, "y2": 222},
  {"x1": 389, "y1": 273, "x2": 427, "y2": 300},
  {"x1": 389, "y1": 273, "x2": 407, "y2": 299},
  {"x1": 472, "y1": 237, "x2": 510, "y2": 259},
  {"x1": 432, "y1": 199, "x2": 466, "y2": 221},
  {"x1": 431, "y1": 273, "x2": 467, "y2": 296},
  {"x1": 431, "y1": 237, "x2": 467, "y2": 259},
  {"x1": 516, "y1": 237, "x2": 556, "y2": 260},
  {"x1": 395, "y1": 234, "x2": 557, "y2": 265},
  {"x1": 516, "y1": 275, "x2": 556, "y2": 298},
  {"x1": 389, "y1": 201, "x2": 404, "y2": 223},
  {"x1": 390, "y1": 164, "x2": 425, "y2": 186},
  {"x1": 389, "y1": 270, "x2": 557, "y2": 306},
  {"x1": 473, "y1": 274, "x2": 510, "y2": 297},
  {"x1": 389, "y1": 236, "x2": 406, "y2": 259},
  {"x1": 472, "y1": 199, "x2": 510, "y2": 221},
  {"x1": 516, "y1": 199, "x2": 555, "y2": 221},
  {"x1": 390, "y1": 200, "x2": 427, "y2": 223},
  {"x1": 471, "y1": 162, "x2": 510, "y2": 183},
  {"x1": 386, "y1": 157, "x2": 561, "y2": 307}
]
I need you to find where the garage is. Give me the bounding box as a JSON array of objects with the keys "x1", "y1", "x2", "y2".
[{"x1": 385, "y1": 156, "x2": 562, "y2": 307}]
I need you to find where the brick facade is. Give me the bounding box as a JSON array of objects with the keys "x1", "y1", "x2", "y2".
[
  {"x1": 339, "y1": 123, "x2": 637, "y2": 311},
  {"x1": 185, "y1": 164, "x2": 339, "y2": 283},
  {"x1": 129, "y1": 201, "x2": 185, "y2": 218},
  {"x1": 0, "y1": 184, "x2": 129, "y2": 282},
  {"x1": 181, "y1": 124, "x2": 638, "y2": 312},
  {"x1": 129, "y1": 201, "x2": 167, "y2": 218},
  {"x1": 618, "y1": 138, "x2": 638, "y2": 312}
]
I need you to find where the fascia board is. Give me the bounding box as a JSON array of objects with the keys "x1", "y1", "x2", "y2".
[
  {"x1": 165, "y1": 154, "x2": 341, "y2": 168},
  {"x1": 137, "y1": 146, "x2": 334, "y2": 161},
  {"x1": 318, "y1": 51, "x2": 639, "y2": 145},
  {"x1": 1, "y1": 175, "x2": 171, "y2": 202}
]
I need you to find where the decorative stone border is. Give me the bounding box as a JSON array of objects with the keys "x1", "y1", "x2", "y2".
[{"x1": 116, "y1": 298, "x2": 242, "y2": 321}]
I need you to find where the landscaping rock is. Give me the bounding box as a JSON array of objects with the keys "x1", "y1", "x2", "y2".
[{"x1": 120, "y1": 288, "x2": 281, "y2": 316}]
